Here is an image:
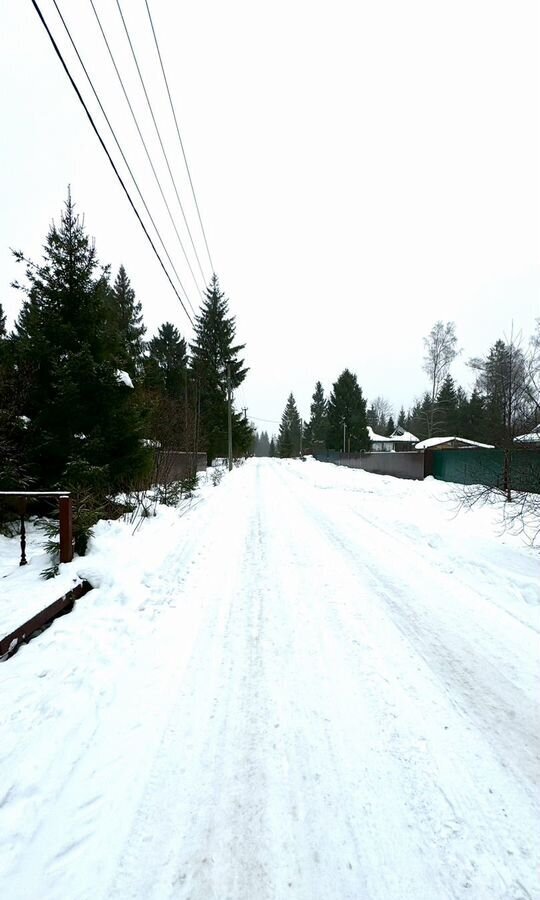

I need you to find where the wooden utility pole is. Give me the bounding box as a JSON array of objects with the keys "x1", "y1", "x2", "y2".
[{"x1": 227, "y1": 364, "x2": 233, "y2": 471}]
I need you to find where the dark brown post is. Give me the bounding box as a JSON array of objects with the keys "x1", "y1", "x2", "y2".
[
  {"x1": 59, "y1": 495, "x2": 73, "y2": 563},
  {"x1": 423, "y1": 449, "x2": 434, "y2": 479},
  {"x1": 18, "y1": 497, "x2": 28, "y2": 566}
]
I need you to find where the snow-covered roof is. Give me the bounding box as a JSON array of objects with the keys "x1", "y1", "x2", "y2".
[
  {"x1": 514, "y1": 424, "x2": 540, "y2": 443},
  {"x1": 115, "y1": 369, "x2": 134, "y2": 389},
  {"x1": 367, "y1": 425, "x2": 419, "y2": 443},
  {"x1": 367, "y1": 425, "x2": 391, "y2": 442},
  {"x1": 390, "y1": 427, "x2": 419, "y2": 443},
  {"x1": 415, "y1": 436, "x2": 494, "y2": 450}
]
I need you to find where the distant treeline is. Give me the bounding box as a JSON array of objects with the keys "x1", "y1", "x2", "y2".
[{"x1": 267, "y1": 320, "x2": 540, "y2": 458}]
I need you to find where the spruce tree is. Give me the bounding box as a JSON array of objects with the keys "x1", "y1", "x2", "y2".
[
  {"x1": 465, "y1": 388, "x2": 486, "y2": 441},
  {"x1": 145, "y1": 322, "x2": 188, "y2": 398},
  {"x1": 278, "y1": 394, "x2": 302, "y2": 457},
  {"x1": 454, "y1": 386, "x2": 469, "y2": 437},
  {"x1": 436, "y1": 374, "x2": 459, "y2": 434},
  {"x1": 108, "y1": 265, "x2": 145, "y2": 376},
  {"x1": 269, "y1": 437, "x2": 276, "y2": 458},
  {"x1": 306, "y1": 380, "x2": 328, "y2": 451},
  {"x1": 397, "y1": 406, "x2": 406, "y2": 428},
  {"x1": 386, "y1": 415, "x2": 395, "y2": 436},
  {"x1": 326, "y1": 369, "x2": 369, "y2": 451},
  {"x1": 190, "y1": 275, "x2": 248, "y2": 463},
  {"x1": 0, "y1": 302, "x2": 6, "y2": 339},
  {"x1": 11, "y1": 191, "x2": 150, "y2": 491}
]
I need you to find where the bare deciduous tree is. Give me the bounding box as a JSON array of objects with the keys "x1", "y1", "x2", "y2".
[{"x1": 422, "y1": 321, "x2": 459, "y2": 436}]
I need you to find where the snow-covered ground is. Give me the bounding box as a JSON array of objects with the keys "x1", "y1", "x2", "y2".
[{"x1": 1, "y1": 459, "x2": 538, "y2": 900}]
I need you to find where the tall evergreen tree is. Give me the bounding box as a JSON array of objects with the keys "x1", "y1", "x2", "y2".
[
  {"x1": 464, "y1": 388, "x2": 486, "y2": 441},
  {"x1": 305, "y1": 380, "x2": 328, "y2": 451},
  {"x1": 278, "y1": 394, "x2": 302, "y2": 457},
  {"x1": 145, "y1": 322, "x2": 188, "y2": 398},
  {"x1": 386, "y1": 415, "x2": 395, "y2": 436},
  {"x1": 326, "y1": 369, "x2": 370, "y2": 451},
  {"x1": 436, "y1": 374, "x2": 459, "y2": 434},
  {"x1": 397, "y1": 406, "x2": 406, "y2": 428},
  {"x1": 0, "y1": 302, "x2": 6, "y2": 339},
  {"x1": 190, "y1": 275, "x2": 249, "y2": 463},
  {"x1": 269, "y1": 437, "x2": 276, "y2": 458},
  {"x1": 10, "y1": 191, "x2": 150, "y2": 490},
  {"x1": 108, "y1": 265, "x2": 145, "y2": 375},
  {"x1": 470, "y1": 338, "x2": 528, "y2": 446}
]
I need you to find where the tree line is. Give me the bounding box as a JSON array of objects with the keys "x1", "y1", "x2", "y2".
[
  {"x1": 263, "y1": 320, "x2": 540, "y2": 458},
  {"x1": 0, "y1": 192, "x2": 252, "y2": 547}
]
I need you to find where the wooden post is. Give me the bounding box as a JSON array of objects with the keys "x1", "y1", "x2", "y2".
[{"x1": 59, "y1": 495, "x2": 73, "y2": 563}]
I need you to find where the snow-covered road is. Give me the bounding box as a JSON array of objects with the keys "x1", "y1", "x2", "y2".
[{"x1": 2, "y1": 459, "x2": 539, "y2": 899}]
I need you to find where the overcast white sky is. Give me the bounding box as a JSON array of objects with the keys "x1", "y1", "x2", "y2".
[{"x1": 1, "y1": 0, "x2": 538, "y2": 430}]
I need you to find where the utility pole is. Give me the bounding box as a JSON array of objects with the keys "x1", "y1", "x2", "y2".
[
  {"x1": 343, "y1": 420, "x2": 347, "y2": 454},
  {"x1": 227, "y1": 363, "x2": 233, "y2": 471},
  {"x1": 242, "y1": 407, "x2": 248, "y2": 421},
  {"x1": 300, "y1": 419, "x2": 303, "y2": 457}
]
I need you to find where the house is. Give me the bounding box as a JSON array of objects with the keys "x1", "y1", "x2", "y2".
[
  {"x1": 415, "y1": 436, "x2": 494, "y2": 451},
  {"x1": 367, "y1": 425, "x2": 419, "y2": 452},
  {"x1": 514, "y1": 424, "x2": 540, "y2": 444}
]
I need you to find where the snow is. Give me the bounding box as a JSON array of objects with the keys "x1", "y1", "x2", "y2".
[
  {"x1": 115, "y1": 369, "x2": 134, "y2": 388},
  {"x1": 390, "y1": 427, "x2": 419, "y2": 442},
  {"x1": 1, "y1": 460, "x2": 538, "y2": 900},
  {"x1": 367, "y1": 425, "x2": 389, "y2": 442},
  {"x1": 515, "y1": 425, "x2": 540, "y2": 443},
  {"x1": 416, "y1": 435, "x2": 495, "y2": 450},
  {"x1": 367, "y1": 426, "x2": 419, "y2": 445}
]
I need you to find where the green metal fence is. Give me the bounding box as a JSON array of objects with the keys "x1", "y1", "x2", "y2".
[{"x1": 431, "y1": 448, "x2": 540, "y2": 492}]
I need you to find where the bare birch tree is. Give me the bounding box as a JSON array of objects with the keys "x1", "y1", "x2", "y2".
[{"x1": 422, "y1": 321, "x2": 459, "y2": 436}]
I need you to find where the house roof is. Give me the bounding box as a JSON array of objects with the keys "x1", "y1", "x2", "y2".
[
  {"x1": 415, "y1": 436, "x2": 494, "y2": 450},
  {"x1": 390, "y1": 426, "x2": 419, "y2": 442},
  {"x1": 367, "y1": 426, "x2": 390, "y2": 442},
  {"x1": 514, "y1": 424, "x2": 540, "y2": 443}
]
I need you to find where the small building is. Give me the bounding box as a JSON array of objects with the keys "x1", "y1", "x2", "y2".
[
  {"x1": 514, "y1": 424, "x2": 540, "y2": 445},
  {"x1": 367, "y1": 425, "x2": 419, "y2": 452},
  {"x1": 415, "y1": 436, "x2": 494, "y2": 451}
]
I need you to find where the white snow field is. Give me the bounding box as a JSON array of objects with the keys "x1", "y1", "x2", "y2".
[{"x1": 1, "y1": 458, "x2": 539, "y2": 900}]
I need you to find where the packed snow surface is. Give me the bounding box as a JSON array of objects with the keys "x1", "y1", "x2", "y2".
[{"x1": 1, "y1": 459, "x2": 539, "y2": 900}]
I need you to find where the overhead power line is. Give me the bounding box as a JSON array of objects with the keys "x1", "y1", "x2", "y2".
[
  {"x1": 87, "y1": 0, "x2": 199, "y2": 316},
  {"x1": 144, "y1": 0, "x2": 215, "y2": 275},
  {"x1": 50, "y1": 0, "x2": 194, "y2": 323},
  {"x1": 30, "y1": 0, "x2": 193, "y2": 326},
  {"x1": 115, "y1": 0, "x2": 207, "y2": 290}
]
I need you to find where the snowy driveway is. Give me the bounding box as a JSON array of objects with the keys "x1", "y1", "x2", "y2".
[{"x1": 2, "y1": 459, "x2": 539, "y2": 899}]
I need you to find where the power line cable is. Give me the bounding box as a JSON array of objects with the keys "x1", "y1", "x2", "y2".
[
  {"x1": 144, "y1": 0, "x2": 215, "y2": 275},
  {"x1": 30, "y1": 0, "x2": 193, "y2": 326},
  {"x1": 115, "y1": 0, "x2": 207, "y2": 290},
  {"x1": 88, "y1": 0, "x2": 198, "y2": 316},
  {"x1": 50, "y1": 0, "x2": 194, "y2": 324}
]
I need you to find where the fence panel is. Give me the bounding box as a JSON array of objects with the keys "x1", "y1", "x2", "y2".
[
  {"x1": 431, "y1": 448, "x2": 540, "y2": 492},
  {"x1": 314, "y1": 451, "x2": 425, "y2": 480}
]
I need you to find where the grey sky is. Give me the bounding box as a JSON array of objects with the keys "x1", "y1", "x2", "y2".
[{"x1": 1, "y1": 0, "x2": 538, "y2": 430}]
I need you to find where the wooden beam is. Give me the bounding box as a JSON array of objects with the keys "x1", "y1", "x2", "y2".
[{"x1": 0, "y1": 581, "x2": 92, "y2": 660}]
